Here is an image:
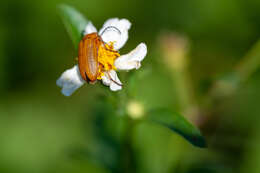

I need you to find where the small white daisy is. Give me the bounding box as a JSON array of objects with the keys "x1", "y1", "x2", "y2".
[{"x1": 57, "y1": 18, "x2": 147, "y2": 96}]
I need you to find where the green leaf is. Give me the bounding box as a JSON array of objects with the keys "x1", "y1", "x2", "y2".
[
  {"x1": 58, "y1": 4, "x2": 89, "y2": 49},
  {"x1": 146, "y1": 109, "x2": 206, "y2": 148}
]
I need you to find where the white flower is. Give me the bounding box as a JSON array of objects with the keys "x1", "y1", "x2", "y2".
[
  {"x1": 56, "y1": 65, "x2": 84, "y2": 96},
  {"x1": 57, "y1": 18, "x2": 147, "y2": 96}
]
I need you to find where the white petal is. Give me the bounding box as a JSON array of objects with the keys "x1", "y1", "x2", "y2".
[
  {"x1": 99, "y1": 18, "x2": 131, "y2": 50},
  {"x1": 56, "y1": 65, "x2": 85, "y2": 96},
  {"x1": 114, "y1": 43, "x2": 147, "y2": 70},
  {"x1": 101, "y1": 70, "x2": 122, "y2": 91},
  {"x1": 84, "y1": 22, "x2": 97, "y2": 35},
  {"x1": 101, "y1": 72, "x2": 111, "y2": 86}
]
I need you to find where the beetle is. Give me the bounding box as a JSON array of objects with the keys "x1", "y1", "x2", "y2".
[{"x1": 78, "y1": 26, "x2": 122, "y2": 84}]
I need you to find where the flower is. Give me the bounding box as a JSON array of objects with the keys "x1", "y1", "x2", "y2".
[{"x1": 57, "y1": 18, "x2": 147, "y2": 96}]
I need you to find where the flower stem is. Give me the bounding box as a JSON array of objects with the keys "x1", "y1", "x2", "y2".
[
  {"x1": 114, "y1": 72, "x2": 137, "y2": 173},
  {"x1": 236, "y1": 40, "x2": 260, "y2": 82},
  {"x1": 119, "y1": 117, "x2": 137, "y2": 173}
]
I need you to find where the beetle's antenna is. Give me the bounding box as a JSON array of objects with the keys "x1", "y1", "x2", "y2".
[
  {"x1": 107, "y1": 72, "x2": 123, "y2": 87},
  {"x1": 100, "y1": 26, "x2": 121, "y2": 37}
]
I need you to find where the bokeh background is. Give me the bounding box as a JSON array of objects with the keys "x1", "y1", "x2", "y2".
[{"x1": 1, "y1": 0, "x2": 260, "y2": 173}]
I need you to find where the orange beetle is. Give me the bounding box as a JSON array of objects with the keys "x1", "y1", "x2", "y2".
[
  {"x1": 78, "y1": 33, "x2": 101, "y2": 83},
  {"x1": 78, "y1": 26, "x2": 121, "y2": 84}
]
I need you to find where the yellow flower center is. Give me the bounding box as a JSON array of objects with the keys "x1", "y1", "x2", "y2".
[{"x1": 97, "y1": 42, "x2": 120, "y2": 80}]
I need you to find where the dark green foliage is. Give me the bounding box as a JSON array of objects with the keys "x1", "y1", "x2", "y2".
[{"x1": 147, "y1": 109, "x2": 206, "y2": 148}]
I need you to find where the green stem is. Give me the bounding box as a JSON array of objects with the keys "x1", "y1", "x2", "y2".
[
  {"x1": 118, "y1": 72, "x2": 137, "y2": 173},
  {"x1": 119, "y1": 117, "x2": 136, "y2": 173},
  {"x1": 236, "y1": 40, "x2": 260, "y2": 82},
  {"x1": 208, "y1": 39, "x2": 260, "y2": 100},
  {"x1": 172, "y1": 66, "x2": 195, "y2": 112}
]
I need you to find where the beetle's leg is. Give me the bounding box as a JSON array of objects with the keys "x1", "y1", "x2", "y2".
[
  {"x1": 84, "y1": 72, "x2": 97, "y2": 84},
  {"x1": 101, "y1": 41, "x2": 118, "y2": 53},
  {"x1": 84, "y1": 72, "x2": 90, "y2": 82}
]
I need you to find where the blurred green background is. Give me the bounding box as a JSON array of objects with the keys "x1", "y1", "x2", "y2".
[{"x1": 1, "y1": 0, "x2": 260, "y2": 173}]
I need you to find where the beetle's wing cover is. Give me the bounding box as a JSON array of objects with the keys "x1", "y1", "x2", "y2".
[{"x1": 78, "y1": 33, "x2": 100, "y2": 82}]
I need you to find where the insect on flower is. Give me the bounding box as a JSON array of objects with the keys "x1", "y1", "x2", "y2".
[
  {"x1": 57, "y1": 18, "x2": 147, "y2": 96},
  {"x1": 78, "y1": 27, "x2": 122, "y2": 85}
]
